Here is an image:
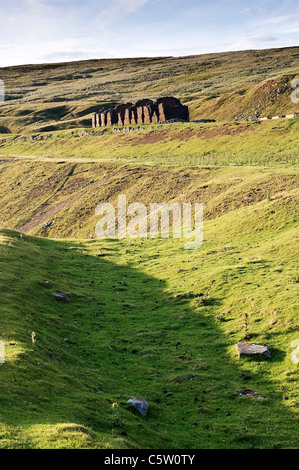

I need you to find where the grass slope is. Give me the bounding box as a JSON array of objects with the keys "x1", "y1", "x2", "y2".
[
  {"x1": 0, "y1": 180, "x2": 298, "y2": 448},
  {"x1": 0, "y1": 46, "x2": 298, "y2": 450},
  {"x1": 0, "y1": 119, "x2": 299, "y2": 167},
  {"x1": 0, "y1": 46, "x2": 298, "y2": 133},
  {"x1": 0, "y1": 157, "x2": 297, "y2": 239}
]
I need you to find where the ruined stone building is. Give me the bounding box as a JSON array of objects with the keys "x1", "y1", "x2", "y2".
[{"x1": 92, "y1": 97, "x2": 189, "y2": 127}]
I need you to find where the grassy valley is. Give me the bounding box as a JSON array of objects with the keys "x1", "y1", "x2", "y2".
[
  {"x1": 0, "y1": 189, "x2": 298, "y2": 448},
  {"x1": 0, "y1": 46, "x2": 298, "y2": 449}
]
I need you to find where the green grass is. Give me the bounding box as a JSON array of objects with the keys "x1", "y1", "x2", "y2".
[
  {"x1": 0, "y1": 181, "x2": 298, "y2": 448},
  {"x1": 0, "y1": 46, "x2": 298, "y2": 133},
  {"x1": 0, "y1": 46, "x2": 298, "y2": 449},
  {"x1": 0, "y1": 119, "x2": 299, "y2": 166},
  {"x1": 0, "y1": 157, "x2": 297, "y2": 239}
]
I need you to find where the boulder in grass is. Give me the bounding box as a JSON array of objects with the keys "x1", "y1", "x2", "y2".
[
  {"x1": 290, "y1": 340, "x2": 299, "y2": 364},
  {"x1": 78, "y1": 130, "x2": 88, "y2": 137},
  {"x1": 291, "y1": 347, "x2": 299, "y2": 364},
  {"x1": 52, "y1": 291, "x2": 70, "y2": 302},
  {"x1": 237, "y1": 388, "x2": 266, "y2": 399},
  {"x1": 128, "y1": 397, "x2": 149, "y2": 417},
  {"x1": 236, "y1": 342, "x2": 271, "y2": 359}
]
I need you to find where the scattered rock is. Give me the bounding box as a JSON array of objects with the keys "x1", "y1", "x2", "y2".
[
  {"x1": 174, "y1": 292, "x2": 190, "y2": 299},
  {"x1": 174, "y1": 292, "x2": 204, "y2": 300},
  {"x1": 290, "y1": 340, "x2": 299, "y2": 364},
  {"x1": 52, "y1": 291, "x2": 70, "y2": 302},
  {"x1": 128, "y1": 397, "x2": 149, "y2": 417},
  {"x1": 236, "y1": 342, "x2": 271, "y2": 358},
  {"x1": 194, "y1": 119, "x2": 216, "y2": 123},
  {"x1": 176, "y1": 354, "x2": 190, "y2": 360},
  {"x1": 237, "y1": 388, "x2": 266, "y2": 399},
  {"x1": 78, "y1": 130, "x2": 88, "y2": 137},
  {"x1": 42, "y1": 220, "x2": 55, "y2": 229},
  {"x1": 290, "y1": 346, "x2": 299, "y2": 364},
  {"x1": 241, "y1": 373, "x2": 251, "y2": 381}
]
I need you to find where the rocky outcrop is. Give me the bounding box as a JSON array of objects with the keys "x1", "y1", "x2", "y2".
[{"x1": 92, "y1": 97, "x2": 189, "y2": 128}]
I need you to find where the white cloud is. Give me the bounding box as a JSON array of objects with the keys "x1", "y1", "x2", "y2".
[
  {"x1": 0, "y1": 45, "x2": 14, "y2": 50},
  {"x1": 257, "y1": 14, "x2": 291, "y2": 25},
  {"x1": 41, "y1": 48, "x2": 114, "y2": 62},
  {"x1": 291, "y1": 7, "x2": 299, "y2": 20},
  {"x1": 96, "y1": 0, "x2": 150, "y2": 28},
  {"x1": 25, "y1": 0, "x2": 49, "y2": 8},
  {"x1": 228, "y1": 34, "x2": 278, "y2": 51},
  {"x1": 0, "y1": 0, "x2": 297, "y2": 66},
  {"x1": 239, "y1": 7, "x2": 267, "y2": 16}
]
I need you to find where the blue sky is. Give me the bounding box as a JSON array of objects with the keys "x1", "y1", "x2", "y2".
[{"x1": 0, "y1": 0, "x2": 298, "y2": 66}]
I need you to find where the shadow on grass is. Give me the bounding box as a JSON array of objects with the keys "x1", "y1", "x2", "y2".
[{"x1": 0, "y1": 229, "x2": 297, "y2": 449}]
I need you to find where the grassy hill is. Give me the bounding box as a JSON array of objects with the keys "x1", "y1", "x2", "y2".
[
  {"x1": 0, "y1": 182, "x2": 298, "y2": 448},
  {"x1": 0, "y1": 47, "x2": 298, "y2": 449},
  {"x1": 0, "y1": 118, "x2": 299, "y2": 167},
  {"x1": 0, "y1": 46, "x2": 298, "y2": 133},
  {"x1": 0, "y1": 156, "x2": 297, "y2": 239}
]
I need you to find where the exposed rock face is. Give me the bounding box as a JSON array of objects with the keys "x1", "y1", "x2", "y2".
[{"x1": 92, "y1": 97, "x2": 189, "y2": 128}]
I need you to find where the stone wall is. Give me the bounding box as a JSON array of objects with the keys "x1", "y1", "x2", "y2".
[
  {"x1": 92, "y1": 97, "x2": 189, "y2": 128},
  {"x1": 255, "y1": 113, "x2": 299, "y2": 122}
]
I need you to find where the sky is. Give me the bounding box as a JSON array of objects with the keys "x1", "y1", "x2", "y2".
[{"x1": 0, "y1": 0, "x2": 298, "y2": 66}]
